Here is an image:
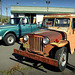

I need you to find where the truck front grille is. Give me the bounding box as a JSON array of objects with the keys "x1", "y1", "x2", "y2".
[{"x1": 29, "y1": 36, "x2": 43, "y2": 52}]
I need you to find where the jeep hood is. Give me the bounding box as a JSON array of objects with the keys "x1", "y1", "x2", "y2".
[{"x1": 31, "y1": 29, "x2": 67, "y2": 42}]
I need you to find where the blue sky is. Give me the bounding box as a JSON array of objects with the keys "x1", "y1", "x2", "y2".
[{"x1": 1, "y1": 0, "x2": 75, "y2": 16}]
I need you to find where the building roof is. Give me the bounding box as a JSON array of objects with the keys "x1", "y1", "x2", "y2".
[{"x1": 11, "y1": 6, "x2": 75, "y2": 14}]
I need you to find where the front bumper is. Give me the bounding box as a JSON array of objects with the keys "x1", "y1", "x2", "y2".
[
  {"x1": 0, "y1": 36, "x2": 2, "y2": 40},
  {"x1": 14, "y1": 49, "x2": 58, "y2": 67}
]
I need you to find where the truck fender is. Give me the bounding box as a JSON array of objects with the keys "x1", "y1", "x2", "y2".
[
  {"x1": 3, "y1": 31, "x2": 17, "y2": 38},
  {"x1": 50, "y1": 40, "x2": 68, "y2": 47}
]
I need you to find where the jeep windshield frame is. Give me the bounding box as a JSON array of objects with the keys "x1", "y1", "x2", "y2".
[{"x1": 42, "y1": 18, "x2": 70, "y2": 28}]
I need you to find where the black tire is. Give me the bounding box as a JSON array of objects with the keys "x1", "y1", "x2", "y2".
[
  {"x1": 3, "y1": 33, "x2": 16, "y2": 46},
  {"x1": 55, "y1": 47, "x2": 68, "y2": 71}
]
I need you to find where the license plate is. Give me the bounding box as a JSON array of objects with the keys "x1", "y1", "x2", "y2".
[{"x1": 23, "y1": 43, "x2": 30, "y2": 49}]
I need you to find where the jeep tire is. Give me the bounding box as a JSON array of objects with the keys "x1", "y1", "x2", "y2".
[
  {"x1": 3, "y1": 33, "x2": 16, "y2": 46},
  {"x1": 55, "y1": 47, "x2": 68, "y2": 71}
]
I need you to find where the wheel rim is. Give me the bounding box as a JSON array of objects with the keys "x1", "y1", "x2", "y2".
[
  {"x1": 7, "y1": 36, "x2": 14, "y2": 44},
  {"x1": 60, "y1": 53, "x2": 66, "y2": 67}
]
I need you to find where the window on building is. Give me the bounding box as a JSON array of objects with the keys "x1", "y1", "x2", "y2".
[
  {"x1": 31, "y1": 14, "x2": 36, "y2": 24},
  {"x1": 14, "y1": 13, "x2": 18, "y2": 18},
  {"x1": 25, "y1": 14, "x2": 36, "y2": 24}
]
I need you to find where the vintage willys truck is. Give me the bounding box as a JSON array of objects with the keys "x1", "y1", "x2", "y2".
[{"x1": 14, "y1": 14, "x2": 75, "y2": 71}]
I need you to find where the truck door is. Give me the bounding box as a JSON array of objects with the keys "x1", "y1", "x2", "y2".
[
  {"x1": 20, "y1": 18, "x2": 31, "y2": 36},
  {"x1": 67, "y1": 18, "x2": 75, "y2": 54},
  {"x1": 31, "y1": 24, "x2": 40, "y2": 32}
]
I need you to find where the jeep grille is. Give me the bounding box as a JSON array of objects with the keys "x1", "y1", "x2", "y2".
[{"x1": 29, "y1": 36, "x2": 43, "y2": 52}]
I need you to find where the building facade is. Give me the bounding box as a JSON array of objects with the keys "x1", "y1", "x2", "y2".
[{"x1": 11, "y1": 6, "x2": 75, "y2": 24}]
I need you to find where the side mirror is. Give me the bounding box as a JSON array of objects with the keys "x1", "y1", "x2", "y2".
[{"x1": 38, "y1": 22, "x2": 41, "y2": 28}]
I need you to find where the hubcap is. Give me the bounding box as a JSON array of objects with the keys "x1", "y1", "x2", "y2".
[
  {"x1": 60, "y1": 53, "x2": 66, "y2": 67},
  {"x1": 7, "y1": 36, "x2": 14, "y2": 44}
]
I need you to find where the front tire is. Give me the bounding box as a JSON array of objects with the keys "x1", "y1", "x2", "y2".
[
  {"x1": 3, "y1": 33, "x2": 16, "y2": 46},
  {"x1": 55, "y1": 47, "x2": 68, "y2": 71}
]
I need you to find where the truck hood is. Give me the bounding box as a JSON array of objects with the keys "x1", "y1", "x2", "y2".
[
  {"x1": 0, "y1": 25, "x2": 17, "y2": 29},
  {"x1": 31, "y1": 29, "x2": 67, "y2": 42}
]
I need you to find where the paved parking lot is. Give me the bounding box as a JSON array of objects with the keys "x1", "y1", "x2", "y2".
[{"x1": 0, "y1": 41, "x2": 75, "y2": 75}]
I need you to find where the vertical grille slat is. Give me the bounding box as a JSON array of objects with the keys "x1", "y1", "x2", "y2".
[
  {"x1": 29, "y1": 36, "x2": 43, "y2": 52},
  {"x1": 29, "y1": 36, "x2": 34, "y2": 50},
  {"x1": 40, "y1": 38, "x2": 43, "y2": 51},
  {"x1": 38, "y1": 37, "x2": 40, "y2": 51}
]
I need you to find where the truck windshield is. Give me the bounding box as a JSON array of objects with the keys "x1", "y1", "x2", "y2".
[
  {"x1": 42, "y1": 18, "x2": 70, "y2": 28},
  {"x1": 6, "y1": 18, "x2": 20, "y2": 25}
]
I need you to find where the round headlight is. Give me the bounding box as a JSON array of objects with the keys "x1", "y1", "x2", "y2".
[
  {"x1": 24, "y1": 35, "x2": 29, "y2": 41},
  {"x1": 43, "y1": 37, "x2": 50, "y2": 44}
]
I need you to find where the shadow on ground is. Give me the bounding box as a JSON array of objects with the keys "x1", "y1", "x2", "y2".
[
  {"x1": 10, "y1": 53, "x2": 75, "y2": 73},
  {"x1": 10, "y1": 54, "x2": 47, "y2": 73},
  {"x1": 66, "y1": 63, "x2": 75, "y2": 71},
  {"x1": 10, "y1": 53, "x2": 59, "y2": 72},
  {"x1": 0, "y1": 40, "x2": 5, "y2": 46},
  {"x1": 0, "y1": 39, "x2": 21, "y2": 46}
]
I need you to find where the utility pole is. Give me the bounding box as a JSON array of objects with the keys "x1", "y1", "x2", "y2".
[
  {"x1": 1, "y1": 7, "x2": 2, "y2": 24},
  {"x1": 6, "y1": 7, "x2": 8, "y2": 20},
  {"x1": 0, "y1": 0, "x2": 2, "y2": 24},
  {"x1": 46, "y1": 1, "x2": 50, "y2": 12}
]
